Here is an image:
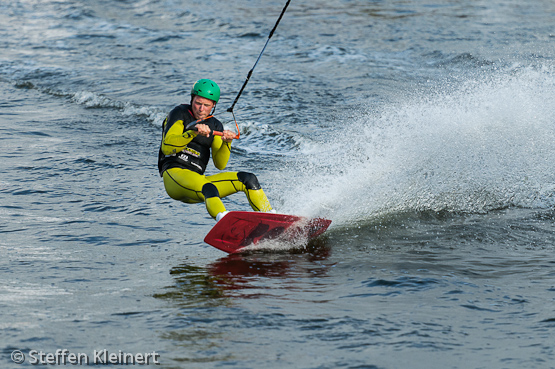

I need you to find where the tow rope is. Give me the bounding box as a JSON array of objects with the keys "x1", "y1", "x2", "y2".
[{"x1": 227, "y1": 0, "x2": 292, "y2": 138}]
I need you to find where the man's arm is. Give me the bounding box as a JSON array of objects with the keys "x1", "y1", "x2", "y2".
[{"x1": 211, "y1": 135, "x2": 231, "y2": 170}]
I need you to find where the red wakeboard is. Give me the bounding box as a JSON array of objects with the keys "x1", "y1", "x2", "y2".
[{"x1": 204, "y1": 211, "x2": 332, "y2": 253}]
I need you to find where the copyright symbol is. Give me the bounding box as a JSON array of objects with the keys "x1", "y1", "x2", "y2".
[{"x1": 11, "y1": 350, "x2": 25, "y2": 364}]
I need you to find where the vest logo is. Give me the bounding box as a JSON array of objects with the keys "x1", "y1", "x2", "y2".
[{"x1": 181, "y1": 146, "x2": 200, "y2": 157}]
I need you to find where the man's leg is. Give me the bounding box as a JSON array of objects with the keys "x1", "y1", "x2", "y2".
[
  {"x1": 163, "y1": 168, "x2": 226, "y2": 218},
  {"x1": 207, "y1": 171, "x2": 273, "y2": 212}
]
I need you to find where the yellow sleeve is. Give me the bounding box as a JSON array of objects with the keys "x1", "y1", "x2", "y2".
[
  {"x1": 211, "y1": 136, "x2": 231, "y2": 170},
  {"x1": 161, "y1": 119, "x2": 197, "y2": 155}
]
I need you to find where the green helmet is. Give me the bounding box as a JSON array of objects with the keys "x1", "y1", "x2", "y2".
[{"x1": 191, "y1": 79, "x2": 220, "y2": 103}]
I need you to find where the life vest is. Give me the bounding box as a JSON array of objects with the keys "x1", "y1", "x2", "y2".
[{"x1": 158, "y1": 104, "x2": 224, "y2": 175}]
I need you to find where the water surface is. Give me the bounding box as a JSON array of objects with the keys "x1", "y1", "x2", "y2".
[{"x1": 1, "y1": 1, "x2": 555, "y2": 368}]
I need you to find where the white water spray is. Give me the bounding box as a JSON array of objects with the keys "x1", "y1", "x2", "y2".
[{"x1": 279, "y1": 66, "x2": 555, "y2": 226}]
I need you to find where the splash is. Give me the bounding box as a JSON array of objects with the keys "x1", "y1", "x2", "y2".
[
  {"x1": 70, "y1": 90, "x2": 166, "y2": 123},
  {"x1": 279, "y1": 66, "x2": 555, "y2": 226}
]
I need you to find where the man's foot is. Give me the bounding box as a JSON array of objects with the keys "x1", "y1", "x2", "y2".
[{"x1": 216, "y1": 211, "x2": 229, "y2": 222}]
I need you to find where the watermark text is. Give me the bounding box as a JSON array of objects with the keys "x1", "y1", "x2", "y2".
[{"x1": 11, "y1": 349, "x2": 161, "y2": 365}]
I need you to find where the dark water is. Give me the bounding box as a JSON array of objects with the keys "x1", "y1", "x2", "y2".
[{"x1": 2, "y1": 1, "x2": 555, "y2": 368}]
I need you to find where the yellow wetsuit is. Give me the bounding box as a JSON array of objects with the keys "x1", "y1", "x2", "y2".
[{"x1": 157, "y1": 104, "x2": 273, "y2": 219}]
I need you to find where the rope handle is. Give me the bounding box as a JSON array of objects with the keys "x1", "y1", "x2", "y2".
[{"x1": 186, "y1": 115, "x2": 241, "y2": 140}]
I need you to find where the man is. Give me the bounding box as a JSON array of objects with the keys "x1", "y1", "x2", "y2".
[{"x1": 158, "y1": 79, "x2": 274, "y2": 221}]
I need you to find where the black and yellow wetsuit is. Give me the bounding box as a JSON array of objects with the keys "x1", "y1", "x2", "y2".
[{"x1": 158, "y1": 104, "x2": 273, "y2": 219}]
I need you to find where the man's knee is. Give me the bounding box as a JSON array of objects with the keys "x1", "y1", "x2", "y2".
[
  {"x1": 202, "y1": 183, "x2": 220, "y2": 198},
  {"x1": 237, "y1": 172, "x2": 261, "y2": 190}
]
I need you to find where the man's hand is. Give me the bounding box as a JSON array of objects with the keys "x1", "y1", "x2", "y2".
[
  {"x1": 195, "y1": 123, "x2": 211, "y2": 137},
  {"x1": 222, "y1": 130, "x2": 236, "y2": 143},
  {"x1": 192, "y1": 124, "x2": 235, "y2": 142}
]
